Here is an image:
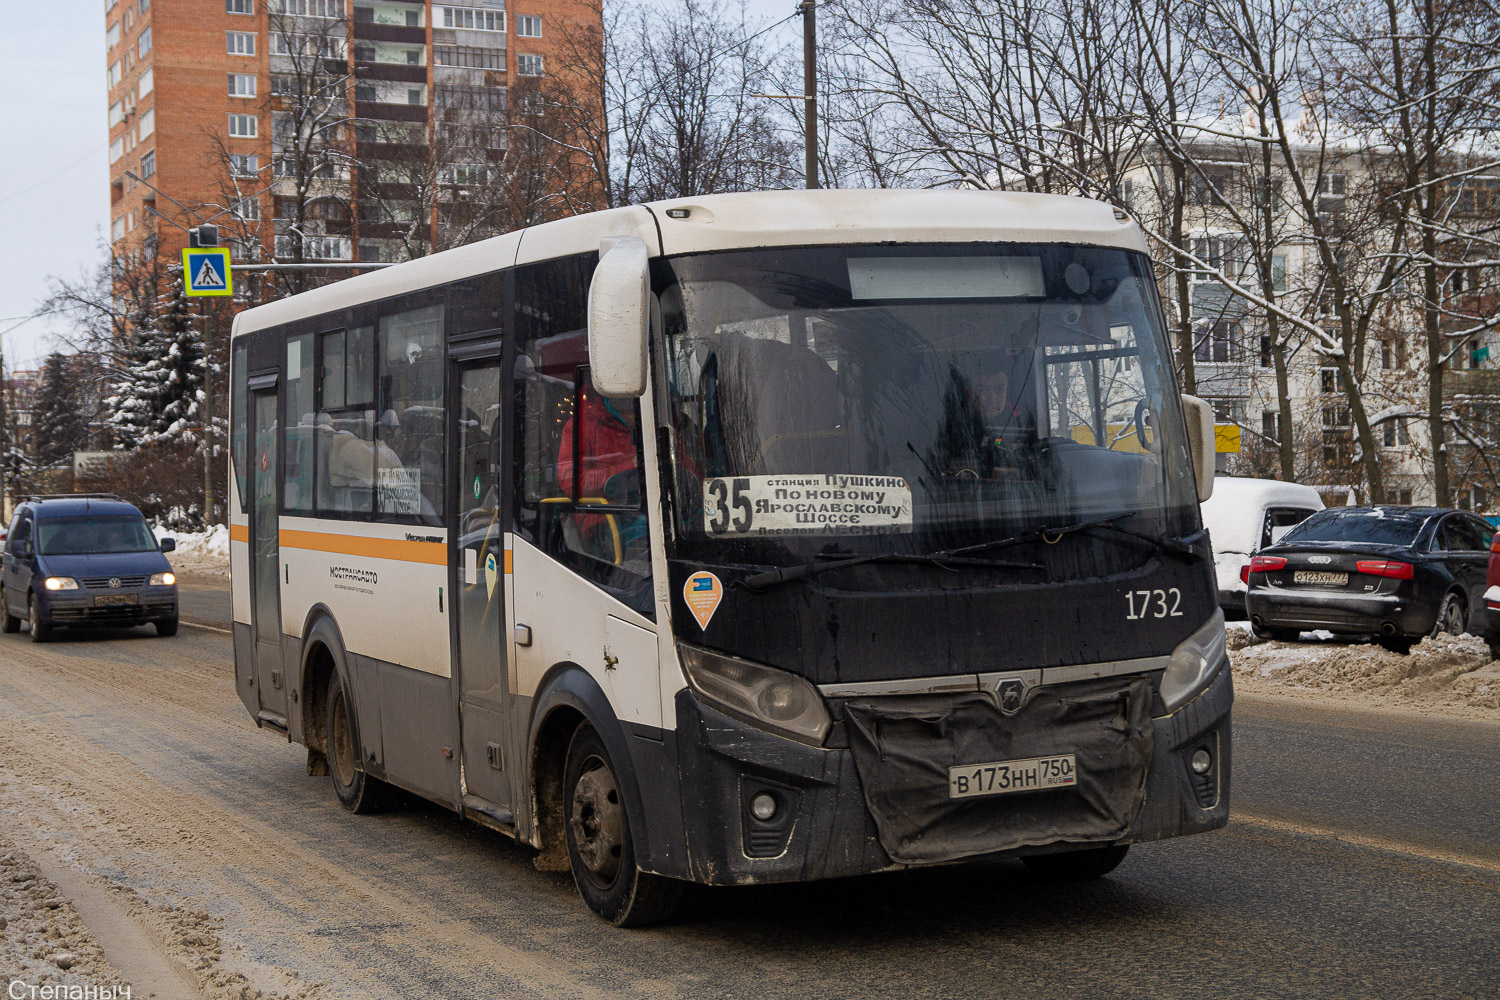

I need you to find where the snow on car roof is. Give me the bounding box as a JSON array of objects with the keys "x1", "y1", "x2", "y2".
[{"x1": 1200, "y1": 476, "x2": 1324, "y2": 555}]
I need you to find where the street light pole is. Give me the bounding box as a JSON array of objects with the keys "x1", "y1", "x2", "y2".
[{"x1": 801, "y1": 0, "x2": 818, "y2": 189}]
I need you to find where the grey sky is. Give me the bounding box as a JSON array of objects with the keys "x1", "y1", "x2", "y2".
[{"x1": 0, "y1": 0, "x2": 800, "y2": 373}]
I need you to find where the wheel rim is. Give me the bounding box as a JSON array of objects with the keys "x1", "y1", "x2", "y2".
[
  {"x1": 1444, "y1": 599, "x2": 1465, "y2": 635},
  {"x1": 29, "y1": 599, "x2": 39, "y2": 634},
  {"x1": 329, "y1": 690, "x2": 357, "y2": 787},
  {"x1": 569, "y1": 755, "x2": 624, "y2": 889}
]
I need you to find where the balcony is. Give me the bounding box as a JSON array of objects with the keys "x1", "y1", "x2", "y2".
[
  {"x1": 356, "y1": 100, "x2": 428, "y2": 122},
  {"x1": 351, "y1": 21, "x2": 424, "y2": 44},
  {"x1": 1193, "y1": 360, "x2": 1252, "y2": 398},
  {"x1": 1442, "y1": 368, "x2": 1500, "y2": 399},
  {"x1": 356, "y1": 61, "x2": 427, "y2": 83}
]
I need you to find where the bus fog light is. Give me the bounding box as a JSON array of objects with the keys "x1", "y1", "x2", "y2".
[
  {"x1": 1191, "y1": 748, "x2": 1212, "y2": 775},
  {"x1": 750, "y1": 792, "x2": 778, "y2": 821}
]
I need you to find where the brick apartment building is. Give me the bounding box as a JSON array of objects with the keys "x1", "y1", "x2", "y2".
[{"x1": 105, "y1": 0, "x2": 603, "y2": 294}]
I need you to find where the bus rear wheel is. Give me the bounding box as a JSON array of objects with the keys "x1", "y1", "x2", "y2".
[
  {"x1": 563, "y1": 723, "x2": 681, "y2": 927},
  {"x1": 1021, "y1": 844, "x2": 1130, "y2": 879},
  {"x1": 326, "y1": 672, "x2": 391, "y2": 814}
]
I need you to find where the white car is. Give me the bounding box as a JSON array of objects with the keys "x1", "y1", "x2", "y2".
[{"x1": 1201, "y1": 477, "x2": 1325, "y2": 618}]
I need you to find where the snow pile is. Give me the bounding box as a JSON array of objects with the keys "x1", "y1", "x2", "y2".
[
  {"x1": 1232, "y1": 631, "x2": 1500, "y2": 717},
  {"x1": 0, "y1": 841, "x2": 128, "y2": 990},
  {"x1": 154, "y1": 523, "x2": 230, "y2": 578}
]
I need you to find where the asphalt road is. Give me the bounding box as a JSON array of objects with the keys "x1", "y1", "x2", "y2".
[{"x1": 0, "y1": 591, "x2": 1495, "y2": 999}]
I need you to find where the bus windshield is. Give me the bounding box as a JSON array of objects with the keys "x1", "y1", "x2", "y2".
[{"x1": 660, "y1": 243, "x2": 1199, "y2": 564}]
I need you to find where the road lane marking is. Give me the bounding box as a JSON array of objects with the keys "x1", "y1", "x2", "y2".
[
  {"x1": 181, "y1": 620, "x2": 232, "y2": 635},
  {"x1": 1233, "y1": 811, "x2": 1500, "y2": 873}
]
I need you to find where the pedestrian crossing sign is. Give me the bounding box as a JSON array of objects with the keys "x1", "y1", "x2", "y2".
[{"x1": 182, "y1": 247, "x2": 233, "y2": 297}]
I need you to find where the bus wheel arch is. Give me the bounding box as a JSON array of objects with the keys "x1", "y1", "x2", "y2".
[
  {"x1": 299, "y1": 607, "x2": 348, "y2": 777},
  {"x1": 528, "y1": 665, "x2": 649, "y2": 877}
]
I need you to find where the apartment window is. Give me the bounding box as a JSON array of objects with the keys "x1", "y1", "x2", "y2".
[
  {"x1": 1317, "y1": 173, "x2": 1346, "y2": 217},
  {"x1": 1261, "y1": 410, "x2": 1280, "y2": 443},
  {"x1": 1381, "y1": 419, "x2": 1409, "y2": 448},
  {"x1": 229, "y1": 113, "x2": 258, "y2": 137},
  {"x1": 232, "y1": 197, "x2": 262, "y2": 221},
  {"x1": 354, "y1": 83, "x2": 377, "y2": 103},
  {"x1": 229, "y1": 153, "x2": 258, "y2": 177},
  {"x1": 1380, "y1": 341, "x2": 1394, "y2": 370},
  {"x1": 138, "y1": 67, "x2": 153, "y2": 97},
  {"x1": 111, "y1": 216, "x2": 126, "y2": 242},
  {"x1": 107, "y1": 61, "x2": 122, "y2": 89},
  {"x1": 1271, "y1": 254, "x2": 1287, "y2": 293},
  {"x1": 517, "y1": 54, "x2": 544, "y2": 77},
  {"x1": 229, "y1": 73, "x2": 257, "y2": 98},
  {"x1": 227, "y1": 0, "x2": 253, "y2": 12},
  {"x1": 140, "y1": 149, "x2": 155, "y2": 178},
  {"x1": 138, "y1": 26, "x2": 152, "y2": 56},
  {"x1": 1190, "y1": 236, "x2": 1247, "y2": 283},
  {"x1": 1319, "y1": 367, "x2": 1343, "y2": 393},
  {"x1": 1259, "y1": 334, "x2": 1272, "y2": 368},
  {"x1": 138, "y1": 0, "x2": 150, "y2": 11},
  {"x1": 516, "y1": 14, "x2": 542, "y2": 36},
  {"x1": 1190, "y1": 167, "x2": 1237, "y2": 207},
  {"x1": 107, "y1": 21, "x2": 121, "y2": 48},
  {"x1": 227, "y1": 31, "x2": 256, "y2": 55},
  {"x1": 138, "y1": 107, "x2": 154, "y2": 138},
  {"x1": 270, "y1": 0, "x2": 345, "y2": 16},
  {"x1": 1322, "y1": 405, "x2": 1351, "y2": 429},
  {"x1": 125, "y1": 7, "x2": 133, "y2": 28},
  {"x1": 408, "y1": 88, "x2": 424, "y2": 105},
  {"x1": 434, "y1": 46, "x2": 504, "y2": 69},
  {"x1": 439, "y1": 6, "x2": 503, "y2": 30},
  {"x1": 109, "y1": 101, "x2": 124, "y2": 128},
  {"x1": 1193, "y1": 320, "x2": 1241, "y2": 363}
]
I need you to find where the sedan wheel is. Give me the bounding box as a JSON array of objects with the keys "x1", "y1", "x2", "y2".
[{"x1": 1432, "y1": 593, "x2": 1466, "y2": 638}]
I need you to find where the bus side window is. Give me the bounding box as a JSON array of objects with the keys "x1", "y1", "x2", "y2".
[
  {"x1": 377, "y1": 305, "x2": 445, "y2": 524},
  {"x1": 284, "y1": 333, "x2": 315, "y2": 513},
  {"x1": 231, "y1": 341, "x2": 249, "y2": 512},
  {"x1": 513, "y1": 255, "x2": 653, "y2": 616}
]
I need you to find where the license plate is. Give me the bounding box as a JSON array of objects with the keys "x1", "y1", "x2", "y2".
[
  {"x1": 948, "y1": 754, "x2": 1077, "y2": 799},
  {"x1": 1293, "y1": 570, "x2": 1348, "y2": 586},
  {"x1": 93, "y1": 594, "x2": 139, "y2": 607}
]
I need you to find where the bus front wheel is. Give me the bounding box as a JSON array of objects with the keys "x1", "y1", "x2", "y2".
[
  {"x1": 325, "y1": 672, "x2": 392, "y2": 814},
  {"x1": 1021, "y1": 844, "x2": 1130, "y2": 879},
  {"x1": 563, "y1": 723, "x2": 682, "y2": 927}
]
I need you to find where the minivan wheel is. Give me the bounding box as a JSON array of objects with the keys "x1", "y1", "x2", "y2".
[
  {"x1": 1432, "y1": 593, "x2": 1466, "y2": 638},
  {"x1": 563, "y1": 723, "x2": 682, "y2": 926},
  {"x1": 27, "y1": 594, "x2": 52, "y2": 643},
  {"x1": 0, "y1": 587, "x2": 19, "y2": 633},
  {"x1": 155, "y1": 618, "x2": 179, "y2": 637}
]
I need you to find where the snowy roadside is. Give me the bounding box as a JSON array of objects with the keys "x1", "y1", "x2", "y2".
[
  {"x1": 153, "y1": 523, "x2": 229, "y2": 580},
  {"x1": 1228, "y1": 622, "x2": 1500, "y2": 721},
  {"x1": 0, "y1": 840, "x2": 130, "y2": 993}
]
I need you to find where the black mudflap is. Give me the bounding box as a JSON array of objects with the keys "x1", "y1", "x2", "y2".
[{"x1": 843, "y1": 676, "x2": 1154, "y2": 864}]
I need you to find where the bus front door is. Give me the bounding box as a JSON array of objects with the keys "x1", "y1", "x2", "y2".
[
  {"x1": 451, "y1": 357, "x2": 511, "y2": 814},
  {"x1": 249, "y1": 388, "x2": 287, "y2": 725}
]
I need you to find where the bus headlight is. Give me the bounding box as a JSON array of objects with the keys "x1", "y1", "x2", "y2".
[
  {"x1": 1160, "y1": 610, "x2": 1227, "y2": 713},
  {"x1": 43, "y1": 577, "x2": 78, "y2": 591},
  {"x1": 150, "y1": 572, "x2": 176, "y2": 586},
  {"x1": 677, "y1": 642, "x2": 831, "y2": 745}
]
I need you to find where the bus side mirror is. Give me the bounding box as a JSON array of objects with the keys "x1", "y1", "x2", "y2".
[
  {"x1": 1181, "y1": 394, "x2": 1215, "y2": 503},
  {"x1": 588, "y1": 237, "x2": 650, "y2": 398}
]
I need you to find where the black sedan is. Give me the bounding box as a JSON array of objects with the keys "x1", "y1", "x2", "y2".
[{"x1": 1244, "y1": 506, "x2": 1493, "y2": 651}]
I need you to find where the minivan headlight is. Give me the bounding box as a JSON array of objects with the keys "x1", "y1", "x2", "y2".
[
  {"x1": 677, "y1": 642, "x2": 831, "y2": 744},
  {"x1": 150, "y1": 572, "x2": 176, "y2": 586},
  {"x1": 1160, "y1": 610, "x2": 1227, "y2": 713},
  {"x1": 43, "y1": 577, "x2": 78, "y2": 591}
]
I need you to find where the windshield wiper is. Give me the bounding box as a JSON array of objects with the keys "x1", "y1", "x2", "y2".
[
  {"x1": 742, "y1": 551, "x2": 1045, "y2": 593},
  {"x1": 945, "y1": 511, "x2": 1204, "y2": 562}
]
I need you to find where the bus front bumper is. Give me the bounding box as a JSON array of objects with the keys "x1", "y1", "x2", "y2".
[{"x1": 647, "y1": 665, "x2": 1232, "y2": 886}]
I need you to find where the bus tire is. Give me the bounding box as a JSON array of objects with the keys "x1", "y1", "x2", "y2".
[
  {"x1": 1021, "y1": 844, "x2": 1130, "y2": 879},
  {"x1": 325, "y1": 671, "x2": 392, "y2": 814},
  {"x1": 563, "y1": 723, "x2": 682, "y2": 927}
]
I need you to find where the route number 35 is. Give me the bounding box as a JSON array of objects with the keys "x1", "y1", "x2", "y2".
[
  {"x1": 1125, "y1": 588, "x2": 1183, "y2": 620},
  {"x1": 706, "y1": 477, "x2": 752, "y2": 534}
]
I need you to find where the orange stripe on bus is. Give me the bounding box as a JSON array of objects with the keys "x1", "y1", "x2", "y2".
[
  {"x1": 279, "y1": 529, "x2": 447, "y2": 565},
  {"x1": 504, "y1": 549, "x2": 513, "y2": 574},
  {"x1": 229, "y1": 524, "x2": 249, "y2": 543}
]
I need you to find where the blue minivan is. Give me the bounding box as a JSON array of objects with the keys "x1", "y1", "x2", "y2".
[{"x1": 1, "y1": 494, "x2": 178, "y2": 641}]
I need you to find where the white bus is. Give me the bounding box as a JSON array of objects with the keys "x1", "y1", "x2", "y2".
[{"x1": 229, "y1": 190, "x2": 1231, "y2": 925}]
